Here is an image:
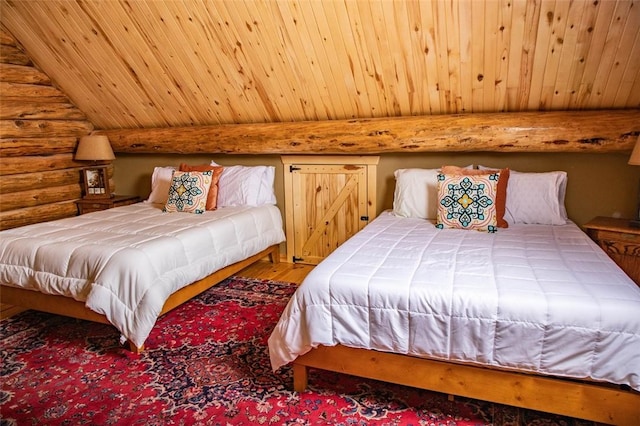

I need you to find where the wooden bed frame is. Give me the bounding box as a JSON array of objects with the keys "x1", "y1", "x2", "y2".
[
  {"x1": 0, "y1": 244, "x2": 280, "y2": 353},
  {"x1": 292, "y1": 345, "x2": 640, "y2": 426}
]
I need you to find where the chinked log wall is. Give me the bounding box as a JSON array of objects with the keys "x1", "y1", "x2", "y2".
[{"x1": 0, "y1": 27, "x2": 98, "y2": 231}]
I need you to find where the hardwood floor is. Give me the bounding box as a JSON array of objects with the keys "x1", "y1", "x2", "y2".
[{"x1": 237, "y1": 260, "x2": 314, "y2": 285}]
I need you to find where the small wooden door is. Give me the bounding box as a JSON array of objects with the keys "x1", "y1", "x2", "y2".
[{"x1": 282, "y1": 156, "x2": 378, "y2": 265}]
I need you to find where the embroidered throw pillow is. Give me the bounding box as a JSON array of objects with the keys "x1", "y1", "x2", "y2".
[
  {"x1": 436, "y1": 172, "x2": 501, "y2": 232},
  {"x1": 440, "y1": 165, "x2": 509, "y2": 228},
  {"x1": 178, "y1": 163, "x2": 223, "y2": 210},
  {"x1": 163, "y1": 171, "x2": 212, "y2": 214}
]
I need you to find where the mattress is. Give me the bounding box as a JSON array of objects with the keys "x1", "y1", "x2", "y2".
[
  {"x1": 268, "y1": 211, "x2": 640, "y2": 391},
  {"x1": 0, "y1": 202, "x2": 285, "y2": 347}
]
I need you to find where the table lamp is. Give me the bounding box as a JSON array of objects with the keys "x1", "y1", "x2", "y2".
[
  {"x1": 75, "y1": 135, "x2": 115, "y2": 199},
  {"x1": 628, "y1": 135, "x2": 640, "y2": 227}
]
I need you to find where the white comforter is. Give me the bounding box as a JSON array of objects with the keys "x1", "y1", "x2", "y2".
[
  {"x1": 1, "y1": 203, "x2": 285, "y2": 348},
  {"x1": 269, "y1": 211, "x2": 640, "y2": 391}
]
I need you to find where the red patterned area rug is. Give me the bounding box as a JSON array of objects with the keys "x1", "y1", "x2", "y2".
[{"x1": 1, "y1": 277, "x2": 603, "y2": 425}]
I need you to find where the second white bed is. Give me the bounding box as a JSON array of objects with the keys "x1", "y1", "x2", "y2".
[{"x1": 269, "y1": 211, "x2": 640, "y2": 392}]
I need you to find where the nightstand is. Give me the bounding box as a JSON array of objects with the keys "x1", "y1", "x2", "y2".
[
  {"x1": 76, "y1": 194, "x2": 141, "y2": 215},
  {"x1": 583, "y1": 216, "x2": 640, "y2": 286}
]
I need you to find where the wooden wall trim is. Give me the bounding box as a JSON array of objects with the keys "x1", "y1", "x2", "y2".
[{"x1": 100, "y1": 110, "x2": 640, "y2": 155}]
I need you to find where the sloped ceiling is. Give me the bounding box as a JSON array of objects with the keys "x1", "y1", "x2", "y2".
[{"x1": 1, "y1": 0, "x2": 639, "y2": 130}]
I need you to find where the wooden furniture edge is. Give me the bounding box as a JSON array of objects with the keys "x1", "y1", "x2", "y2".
[
  {"x1": 292, "y1": 345, "x2": 640, "y2": 426},
  {"x1": 0, "y1": 244, "x2": 280, "y2": 353}
]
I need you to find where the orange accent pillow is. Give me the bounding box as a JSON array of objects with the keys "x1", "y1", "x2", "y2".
[
  {"x1": 178, "y1": 164, "x2": 223, "y2": 210},
  {"x1": 440, "y1": 165, "x2": 510, "y2": 228}
]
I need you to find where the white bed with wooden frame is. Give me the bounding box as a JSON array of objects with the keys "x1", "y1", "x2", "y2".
[
  {"x1": 1, "y1": 202, "x2": 285, "y2": 352},
  {"x1": 269, "y1": 167, "x2": 640, "y2": 425}
]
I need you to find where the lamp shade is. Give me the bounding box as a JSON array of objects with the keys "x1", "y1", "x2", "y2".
[
  {"x1": 75, "y1": 135, "x2": 115, "y2": 161},
  {"x1": 629, "y1": 135, "x2": 640, "y2": 166}
]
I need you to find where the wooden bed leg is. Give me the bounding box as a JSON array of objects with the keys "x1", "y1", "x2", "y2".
[
  {"x1": 293, "y1": 363, "x2": 308, "y2": 392},
  {"x1": 128, "y1": 341, "x2": 144, "y2": 354},
  {"x1": 447, "y1": 394, "x2": 455, "y2": 402},
  {"x1": 268, "y1": 245, "x2": 280, "y2": 264}
]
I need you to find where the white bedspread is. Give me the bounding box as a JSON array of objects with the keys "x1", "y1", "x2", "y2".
[
  {"x1": 269, "y1": 211, "x2": 640, "y2": 391},
  {"x1": 1, "y1": 203, "x2": 285, "y2": 348}
]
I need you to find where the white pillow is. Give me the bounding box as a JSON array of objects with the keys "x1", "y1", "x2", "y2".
[
  {"x1": 145, "y1": 166, "x2": 175, "y2": 204},
  {"x1": 479, "y1": 166, "x2": 567, "y2": 225},
  {"x1": 210, "y1": 162, "x2": 276, "y2": 206},
  {"x1": 392, "y1": 168, "x2": 441, "y2": 219}
]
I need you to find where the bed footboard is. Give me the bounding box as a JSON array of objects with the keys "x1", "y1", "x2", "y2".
[{"x1": 292, "y1": 345, "x2": 640, "y2": 426}]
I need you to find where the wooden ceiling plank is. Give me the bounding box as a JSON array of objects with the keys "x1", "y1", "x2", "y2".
[
  {"x1": 548, "y1": 1, "x2": 586, "y2": 110},
  {"x1": 327, "y1": 1, "x2": 376, "y2": 118},
  {"x1": 481, "y1": 0, "x2": 500, "y2": 112},
  {"x1": 585, "y1": 0, "x2": 630, "y2": 108},
  {"x1": 443, "y1": 0, "x2": 464, "y2": 114},
  {"x1": 600, "y1": 1, "x2": 640, "y2": 107},
  {"x1": 196, "y1": 1, "x2": 270, "y2": 124},
  {"x1": 526, "y1": 0, "x2": 556, "y2": 110},
  {"x1": 614, "y1": 27, "x2": 640, "y2": 107},
  {"x1": 563, "y1": 1, "x2": 598, "y2": 109},
  {"x1": 249, "y1": 0, "x2": 323, "y2": 122},
  {"x1": 275, "y1": 1, "x2": 342, "y2": 120},
  {"x1": 470, "y1": 0, "x2": 486, "y2": 112},
  {"x1": 352, "y1": 0, "x2": 397, "y2": 117},
  {"x1": 573, "y1": 0, "x2": 618, "y2": 108},
  {"x1": 267, "y1": 1, "x2": 327, "y2": 121},
  {"x1": 342, "y1": 0, "x2": 387, "y2": 117},
  {"x1": 429, "y1": 0, "x2": 454, "y2": 114},
  {"x1": 493, "y1": 0, "x2": 514, "y2": 112},
  {"x1": 142, "y1": 1, "x2": 232, "y2": 125},
  {"x1": 233, "y1": 0, "x2": 304, "y2": 122},
  {"x1": 538, "y1": 0, "x2": 573, "y2": 109},
  {"x1": 323, "y1": 0, "x2": 375, "y2": 118},
  {"x1": 303, "y1": 0, "x2": 356, "y2": 119},
  {"x1": 505, "y1": 0, "x2": 527, "y2": 110},
  {"x1": 377, "y1": 0, "x2": 413, "y2": 116}
]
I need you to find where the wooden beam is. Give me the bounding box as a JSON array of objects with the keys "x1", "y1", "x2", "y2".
[{"x1": 99, "y1": 110, "x2": 640, "y2": 154}]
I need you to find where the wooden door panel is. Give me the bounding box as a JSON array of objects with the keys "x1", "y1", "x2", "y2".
[
  {"x1": 292, "y1": 165, "x2": 366, "y2": 264},
  {"x1": 282, "y1": 155, "x2": 379, "y2": 265}
]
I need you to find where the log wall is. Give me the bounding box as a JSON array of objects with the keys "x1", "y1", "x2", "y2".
[{"x1": 0, "y1": 27, "x2": 96, "y2": 231}]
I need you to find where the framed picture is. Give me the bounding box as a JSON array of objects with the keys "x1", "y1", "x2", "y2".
[{"x1": 82, "y1": 166, "x2": 111, "y2": 199}]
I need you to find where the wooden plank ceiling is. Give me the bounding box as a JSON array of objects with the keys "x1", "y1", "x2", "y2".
[{"x1": 1, "y1": 0, "x2": 639, "y2": 130}]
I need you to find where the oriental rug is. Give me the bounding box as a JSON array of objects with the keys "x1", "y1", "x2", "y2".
[{"x1": 1, "y1": 277, "x2": 602, "y2": 425}]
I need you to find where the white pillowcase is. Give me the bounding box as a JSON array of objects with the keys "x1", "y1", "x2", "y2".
[
  {"x1": 210, "y1": 162, "x2": 276, "y2": 207},
  {"x1": 145, "y1": 166, "x2": 175, "y2": 204},
  {"x1": 392, "y1": 168, "x2": 441, "y2": 220},
  {"x1": 479, "y1": 166, "x2": 567, "y2": 225}
]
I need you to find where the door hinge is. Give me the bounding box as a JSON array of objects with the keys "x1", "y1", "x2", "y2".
[
  {"x1": 289, "y1": 165, "x2": 301, "y2": 172},
  {"x1": 360, "y1": 216, "x2": 369, "y2": 221}
]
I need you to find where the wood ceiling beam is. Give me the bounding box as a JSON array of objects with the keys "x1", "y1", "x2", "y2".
[{"x1": 100, "y1": 110, "x2": 640, "y2": 155}]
